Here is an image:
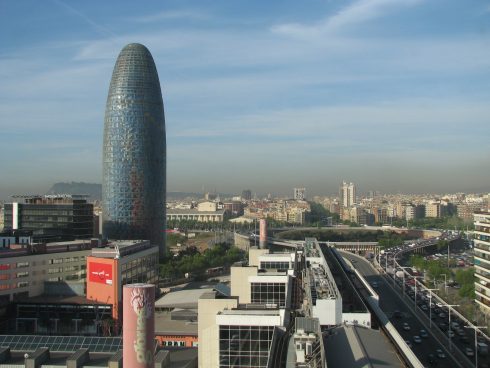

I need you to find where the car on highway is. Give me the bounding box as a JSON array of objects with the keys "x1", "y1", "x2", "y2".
[
  {"x1": 393, "y1": 310, "x2": 403, "y2": 319},
  {"x1": 420, "y1": 329, "x2": 428, "y2": 338},
  {"x1": 403, "y1": 322, "x2": 410, "y2": 331},
  {"x1": 405, "y1": 340, "x2": 412, "y2": 349},
  {"x1": 426, "y1": 353, "x2": 436, "y2": 365},
  {"x1": 436, "y1": 349, "x2": 446, "y2": 359},
  {"x1": 465, "y1": 347, "x2": 474, "y2": 356},
  {"x1": 447, "y1": 330, "x2": 455, "y2": 338},
  {"x1": 413, "y1": 336, "x2": 422, "y2": 344}
]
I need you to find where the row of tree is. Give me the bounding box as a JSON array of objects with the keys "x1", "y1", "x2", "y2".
[
  {"x1": 391, "y1": 215, "x2": 473, "y2": 231},
  {"x1": 159, "y1": 243, "x2": 245, "y2": 280},
  {"x1": 409, "y1": 254, "x2": 474, "y2": 298}
]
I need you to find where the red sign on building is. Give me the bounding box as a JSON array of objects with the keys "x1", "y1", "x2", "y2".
[{"x1": 89, "y1": 262, "x2": 113, "y2": 285}]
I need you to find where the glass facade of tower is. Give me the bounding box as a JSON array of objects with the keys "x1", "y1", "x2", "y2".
[{"x1": 103, "y1": 43, "x2": 166, "y2": 255}]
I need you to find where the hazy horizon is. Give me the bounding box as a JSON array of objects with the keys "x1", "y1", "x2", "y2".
[{"x1": 1, "y1": 0, "x2": 489, "y2": 200}]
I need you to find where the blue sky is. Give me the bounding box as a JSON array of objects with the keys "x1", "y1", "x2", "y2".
[{"x1": 1, "y1": 0, "x2": 489, "y2": 199}]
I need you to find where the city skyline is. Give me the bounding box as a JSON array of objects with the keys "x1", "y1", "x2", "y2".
[{"x1": 1, "y1": 0, "x2": 490, "y2": 199}]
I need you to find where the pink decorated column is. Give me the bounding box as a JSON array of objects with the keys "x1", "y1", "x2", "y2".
[
  {"x1": 259, "y1": 218, "x2": 267, "y2": 249},
  {"x1": 123, "y1": 283, "x2": 155, "y2": 367}
]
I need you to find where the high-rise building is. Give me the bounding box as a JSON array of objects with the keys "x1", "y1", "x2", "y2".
[
  {"x1": 340, "y1": 181, "x2": 356, "y2": 208},
  {"x1": 293, "y1": 187, "x2": 306, "y2": 200},
  {"x1": 241, "y1": 189, "x2": 252, "y2": 201},
  {"x1": 102, "y1": 43, "x2": 166, "y2": 259},
  {"x1": 474, "y1": 212, "x2": 490, "y2": 314}
]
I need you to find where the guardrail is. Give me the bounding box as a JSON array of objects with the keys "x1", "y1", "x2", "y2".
[{"x1": 390, "y1": 238, "x2": 490, "y2": 344}]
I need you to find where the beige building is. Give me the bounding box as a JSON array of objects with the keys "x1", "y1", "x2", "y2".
[
  {"x1": 198, "y1": 249, "x2": 294, "y2": 368},
  {"x1": 166, "y1": 209, "x2": 225, "y2": 223},
  {"x1": 425, "y1": 202, "x2": 442, "y2": 218}
]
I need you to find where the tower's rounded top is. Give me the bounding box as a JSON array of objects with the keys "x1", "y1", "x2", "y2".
[{"x1": 121, "y1": 43, "x2": 150, "y2": 53}]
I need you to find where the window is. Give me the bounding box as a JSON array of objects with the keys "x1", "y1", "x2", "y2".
[
  {"x1": 219, "y1": 325, "x2": 274, "y2": 367},
  {"x1": 251, "y1": 282, "x2": 286, "y2": 308}
]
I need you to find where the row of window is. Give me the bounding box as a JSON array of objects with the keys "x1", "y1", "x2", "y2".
[
  {"x1": 259, "y1": 261, "x2": 290, "y2": 270},
  {"x1": 161, "y1": 341, "x2": 186, "y2": 347},
  {"x1": 49, "y1": 256, "x2": 85, "y2": 264},
  {"x1": 251, "y1": 283, "x2": 286, "y2": 308}
]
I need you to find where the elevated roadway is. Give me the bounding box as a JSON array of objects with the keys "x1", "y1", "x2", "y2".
[{"x1": 341, "y1": 250, "x2": 464, "y2": 368}]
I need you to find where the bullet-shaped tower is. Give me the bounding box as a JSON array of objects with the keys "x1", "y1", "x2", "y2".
[{"x1": 102, "y1": 43, "x2": 166, "y2": 259}]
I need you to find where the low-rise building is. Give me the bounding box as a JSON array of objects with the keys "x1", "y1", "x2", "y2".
[{"x1": 86, "y1": 240, "x2": 159, "y2": 321}]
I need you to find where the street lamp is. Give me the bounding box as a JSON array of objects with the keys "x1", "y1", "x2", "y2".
[
  {"x1": 465, "y1": 325, "x2": 487, "y2": 368},
  {"x1": 439, "y1": 274, "x2": 448, "y2": 294},
  {"x1": 410, "y1": 275, "x2": 424, "y2": 311},
  {"x1": 440, "y1": 304, "x2": 460, "y2": 351},
  {"x1": 425, "y1": 288, "x2": 438, "y2": 329},
  {"x1": 398, "y1": 266, "x2": 411, "y2": 298}
]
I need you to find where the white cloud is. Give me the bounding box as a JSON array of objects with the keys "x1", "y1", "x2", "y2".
[
  {"x1": 128, "y1": 9, "x2": 209, "y2": 23},
  {"x1": 272, "y1": 0, "x2": 423, "y2": 37}
]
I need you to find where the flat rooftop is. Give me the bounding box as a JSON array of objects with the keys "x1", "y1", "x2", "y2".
[
  {"x1": 155, "y1": 311, "x2": 197, "y2": 336},
  {"x1": 15, "y1": 295, "x2": 110, "y2": 306},
  {"x1": 324, "y1": 325, "x2": 403, "y2": 368}
]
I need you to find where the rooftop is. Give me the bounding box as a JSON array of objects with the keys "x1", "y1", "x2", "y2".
[{"x1": 324, "y1": 325, "x2": 403, "y2": 368}]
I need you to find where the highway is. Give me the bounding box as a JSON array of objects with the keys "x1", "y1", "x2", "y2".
[
  {"x1": 378, "y1": 236, "x2": 490, "y2": 368},
  {"x1": 341, "y1": 250, "x2": 464, "y2": 368}
]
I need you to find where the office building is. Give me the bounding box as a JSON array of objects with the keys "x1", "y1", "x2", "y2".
[
  {"x1": 3, "y1": 195, "x2": 93, "y2": 243},
  {"x1": 340, "y1": 181, "x2": 356, "y2": 208},
  {"x1": 86, "y1": 240, "x2": 159, "y2": 321},
  {"x1": 102, "y1": 43, "x2": 166, "y2": 259},
  {"x1": 474, "y1": 212, "x2": 490, "y2": 313},
  {"x1": 294, "y1": 187, "x2": 306, "y2": 201},
  {"x1": 0, "y1": 239, "x2": 97, "y2": 306}
]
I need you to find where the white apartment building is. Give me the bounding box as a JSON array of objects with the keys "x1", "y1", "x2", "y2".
[
  {"x1": 294, "y1": 187, "x2": 306, "y2": 201},
  {"x1": 340, "y1": 181, "x2": 356, "y2": 208},
  {"x1": 474, "y1": 212, "x2": 490, "y2": 313}
]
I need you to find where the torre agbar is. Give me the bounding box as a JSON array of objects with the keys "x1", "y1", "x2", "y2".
[{"x1": 102, "y1": 43, "x2": 166, "y2": 258}]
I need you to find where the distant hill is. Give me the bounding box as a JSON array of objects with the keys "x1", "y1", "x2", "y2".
[
  {"x1": 46, "y1": 182, "x2": 102, "y2": 200},
  {"x1": 46, "y1": 182, "x2": 203, "y2": 201}
]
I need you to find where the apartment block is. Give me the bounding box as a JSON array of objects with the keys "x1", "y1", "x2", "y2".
[{"x1": 474, "y1": 212, "x2": 490, "y2": 313}]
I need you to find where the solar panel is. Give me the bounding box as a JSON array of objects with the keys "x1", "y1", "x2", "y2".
[{"x1": 0, "y1": 335, "x2": 122, "y2": 353}]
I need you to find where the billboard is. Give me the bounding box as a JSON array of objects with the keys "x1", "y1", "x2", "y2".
[{"x1": 89, "y1": 262, "x2": 113, "y2": 285}]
